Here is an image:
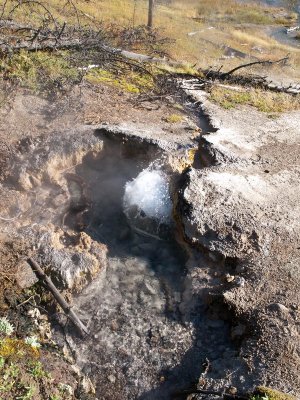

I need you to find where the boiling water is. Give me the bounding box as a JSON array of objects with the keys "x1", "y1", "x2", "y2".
[
  {"x1": 123, "y1": 168, "x2": 172, "y2": 224},
  {"x1": 63, "y1": 140, "x2": 198, "y2": 399},
  {"x1": 63, "y1": 139, "x2": 241, "y2": 399}
]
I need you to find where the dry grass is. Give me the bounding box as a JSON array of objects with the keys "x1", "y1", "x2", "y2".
[
  {"x1": 196, "y1": 0, "x2": 298, "y2": 24},
  {"x1": 165, "y1": 113, "x2": 184, "y2": 123},
  {"x1": 210, "y1": 85, "x2": 300, "y2": 112},
  {"x1": 1, "y1": 0, "x2": 300, "y2": 80}
]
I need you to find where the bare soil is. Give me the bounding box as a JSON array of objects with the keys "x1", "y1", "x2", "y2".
[{"x1": 0, "y1": 79, "x2": 299, "y2": 398}]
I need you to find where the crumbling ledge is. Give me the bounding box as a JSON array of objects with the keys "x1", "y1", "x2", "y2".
[{"x1": 177, "y1": 82, "x2": 300, "y2": 395}]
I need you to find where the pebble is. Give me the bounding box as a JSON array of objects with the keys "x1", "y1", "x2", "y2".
[
  {"x1": 143, "y1": 281, "x2": 157, "y2": 295},
  {"x1": 108, "y1": 375, "x2": 116, "y2": 383},
  {"x1": 16, "y1": 261, "x2": 39, "y2": 289},
  {"x1": 225, "y1": 273, "x2": 235, "y2": 283},
  {"x1": 227, "y1": 386, "x2": 238, "y2": 395},
  {"x1": 110, "y1": 320, "x2": 119, "y2": 331},
  {"x1": 268, "y1": 302, "x2": 289, "y2": 315},
  {"x1": 236, "y1": 277, "x2": 245, "y2": 287}
]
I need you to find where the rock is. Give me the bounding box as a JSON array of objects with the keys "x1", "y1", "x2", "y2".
[
  {"x1": 70, "y1": 364, "x2": 81, "y2": 376},
  {"x1": 268, "y1": 303, "x2": 289, "y2": 316},
  {"x1": 80, "y1": 376, "x2": 96, "y2": 394},
  {"x1": 206, "y1": 319, "x2": 224, "y2": 328},
  {"x1": 35, "y1": 227, "x2": 108, "y2": 292},
  {"x1": 51, "y1": 193, "x2": 68, "y2": 208},
  {"x1": 28, "y1": 308, "x2": 41, "y2": 319},
  {"x1": 16, "y1": 261, "x2": 39, "y2": 289},
  {"x1": 138, "y1": 243, "x2": 155, "y2": 252},
  {"x1": 236, "y1": 277, "x2": 245, "y2": 287},
  {"x1": 75, "y1": 376, "x2": 96, "y2": 400},
  {"x1": 143, "y1": 279, "x2": 157, "y2": 295},
  {"x1": 119, "y1": 227, "x2": 130, "y2": 240},
  {"x1": 231, "y1": 324, "x2": 246, "y2": 340},
  {"x1": 226, "y1": 386, "x2": 238, "y2": 395},
  {"x1": 107, "y1": 374, "x2": 116, "y2": 383},
  {"x1": 208, "y1": 252, "x2": 220, "y2": 262},
  {"x1": 225, "y1": 273, "x2": 235, "y2": 283}
]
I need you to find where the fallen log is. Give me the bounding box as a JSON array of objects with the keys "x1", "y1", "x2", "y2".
[{"x1": 27, "y1": 257, "x2": 89, "y2": 337}]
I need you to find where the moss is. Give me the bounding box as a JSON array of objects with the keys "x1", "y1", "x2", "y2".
[
  {"x1": 188, "y1": 148, "x2": 198, "y2": 163},
  {"x1": 0, "y1": 338, "x2": 39, "y2": 361},
  {"x1": 0, "y1": 337, "x2": 72, "y2": 399},
  {"x1": 255, "y1": 386, "x2": 297, "y2": 400},
  {"x1": 0, "y1": 50, "x2": 80, "y2": 92},
  {"x1": 86, "y1": 67, "x2": 154, "y2": 94}
]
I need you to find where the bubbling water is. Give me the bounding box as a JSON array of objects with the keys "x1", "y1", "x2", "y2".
[{"x1": 123, "y1": 167, "x2": 172, "y2": 224}]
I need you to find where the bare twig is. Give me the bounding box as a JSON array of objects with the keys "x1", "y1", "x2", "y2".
[
  {"x1": 27, "y1": 257, "x2": 89, "y2": 337},
  {"x1": 16, "y1": 295, "x2": 36, "y2": 307}
]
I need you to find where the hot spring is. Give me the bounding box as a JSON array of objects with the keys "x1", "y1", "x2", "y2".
[{"x1": 58, "y1": 134, "x2": 237, "y2": 400}]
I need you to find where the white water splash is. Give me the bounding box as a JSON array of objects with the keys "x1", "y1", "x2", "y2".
[{"x1": 123, "y1": 168, "x2": 172, "y2": 223}]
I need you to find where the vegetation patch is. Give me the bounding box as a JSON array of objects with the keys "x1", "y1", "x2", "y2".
[
  {"x1": 0, "y1": 321, "x2": 74, "y2": 400},
  {"x1": 0, "y1": 50, "x2": 80, "y2": 92},
  {"x1": 254, "y1": 386, "x2": 297, "y2": 400},
  {"x1": 210, "y1": 85, "x2": 300, "y2": 112},
  {"x1": 165, "y1": 113, "x2": 184, "y2": 123},
  {"x1": 86, "y1": 67, "x2": 154, "y2": 93},
  {"x1": 196, "y1": 0, "x2": 297, "y2": 25}
]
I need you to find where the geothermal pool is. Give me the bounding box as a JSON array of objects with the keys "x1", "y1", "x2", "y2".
[{"x1": 60, "y1": 135, "x2": 239, "y2": 400}]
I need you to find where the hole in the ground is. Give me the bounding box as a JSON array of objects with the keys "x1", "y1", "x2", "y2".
[
  {"x1": 57, "y1": 135, "x2": 242, "y2": 400},
  {"x1": 0, "y1": 129, "x2": 247, "y2": 399},
  {"x1": 62, "y1": 136, "x2": 199, "y2": 399}
]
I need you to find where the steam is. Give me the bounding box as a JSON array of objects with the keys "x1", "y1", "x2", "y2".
[{"x1": 123, "y1": 168, "x2": 172, "y2": 224}]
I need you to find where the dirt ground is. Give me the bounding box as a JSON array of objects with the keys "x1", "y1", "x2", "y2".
[
  {"x1": 180, "y1": 83, "x2": 300, "y2": 396},
  {"x1": 0, "y1": 79, "x2": 299, "y2": 399},
  {"x1": 0, "y1": 81, "x2": 199, "y2": 400}
]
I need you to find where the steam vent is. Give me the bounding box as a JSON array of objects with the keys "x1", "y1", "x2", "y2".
[{"x1": 0, "y1": 1, "x2": 300, "y2": 399}]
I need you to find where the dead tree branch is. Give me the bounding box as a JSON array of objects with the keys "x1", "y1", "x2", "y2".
[
  {"x1": 27, "y1": 257, "x2": 89, "y2": 337},
  {"x1": 220, "y1": 55, "x2": 289, "y2": 78}
]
